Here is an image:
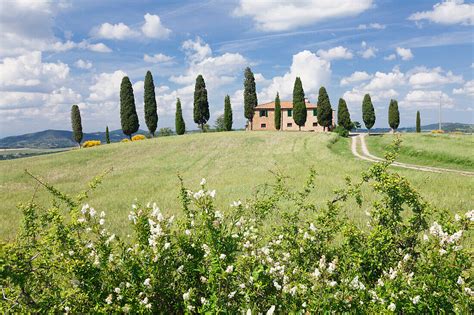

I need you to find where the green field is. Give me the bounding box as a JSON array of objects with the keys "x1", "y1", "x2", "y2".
[
  {"x1": 0, "y1": 148, "x2": 71, "y2": 160},
  {"x1": 1, "y1": 131, "x2": 473, "y2": 241},
  {"x1": 366, "y1": 133, "x2": 474, "y2": 171}
]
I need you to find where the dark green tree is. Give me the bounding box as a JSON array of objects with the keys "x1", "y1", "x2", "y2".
[
  {"x1": 224, "y1": 95, "x2": 233, "y2": 131},
  {"x1": 337, "y1": 98, "x2": 352, "y2": 131},
  {"x1": 388, "y1": 99, "x2": 400, "y2": 132},
  {"x1": 144, "y1": 70, "x2": 158, "y2": 137},
  {"x1": 416, "y1": 110, "x2": 421, "y2": 133},
  {"x1": 214, "y1": 115, "x2": 225, "y2": 132},
  {"x1": 317, "y1": 86, "x2": 333, "y2": 131},
  {"x1": 244, "y1": 67, "x2": 258, "y2": 130},
  {"x1": 120, "y1": 76, "x2": 139, "y2": 139},
  {"x1": 274, "y1": 92, "x2": 281, "y2": 131},
  {"x1": 362, "y1": 93, "x2": 376, "y2": 133},
  {"x1": 105, "y1": 126, "x2": 110, "y2": 144},
  {"x1": 193, "y1": 74, "x2": 210, "y2": 131},
  {"x1": 175, "y1": 98, "x2": 186, "y2": 135},
  {"x1": 70, "y1": 104, "x2": 83, "y2": 147},
  {"x1": 292, "y1": 77, "x2": 307, "y2": 130}
]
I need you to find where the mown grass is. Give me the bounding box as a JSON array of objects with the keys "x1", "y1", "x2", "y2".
[
  {"x1": 365, "y1": 133, "x2": 474, "y2": 171},
  {"x1": 1, "y1": 131, "x2": 472, "y2": 241}
]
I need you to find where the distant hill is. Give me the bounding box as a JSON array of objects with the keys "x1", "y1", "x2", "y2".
[
  {"x1": 0, "y1": 129, "x2": 147, "y2": 149},
  {"x1": 357, "y1": 122, "x2": 473, "y2": 133}
]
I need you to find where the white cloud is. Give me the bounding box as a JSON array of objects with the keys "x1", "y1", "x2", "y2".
[
  {"x1": 364, "y1": 68, "x2": 405, "y2": 91},
  {"x1": 401, "y1": 90, "x2": 454, "y2": 109},
  {"x1": 384, "y1": 54, "x2": 396, "y2": 61},
  {"x1": 343, "y1": 88, "x2": 398, "y2": 105},
  {"x1": 258, "y1": 50, "x2": 331, "y2": 102},
  {"x1": 74, "y1": 59, "x2": 92, "y2": 69},
  {"x1": 453, "y1": 80, "x2": 474, "y2": 96},
  {"x1": 408, "y1": 66, "x2": 463, "y2": 88},
  {"x1": 141, "y1": 13, "x2": 171, "y2": 39},
  {"x1": 317, "y1": 46, "x2": 353, "y2": 60},
  {"x1": 340, "y1": 71, "x2": 372, "y2": 86},
  {"x1": 144, "y1": 53, "x2": 174, "y2": 63},
  {"x1": 88, "y1": 70, "x2": 127, "y2": 102},
  {"x1": 408, "y1": 0, "x2": 474, "y2": 25},
  {"x1": 181, "y1": 37, "x2": 212, "y2": 63},
  {"x1": 84, "y1": 42, "x2": 112, "y2": 53},
  {"x1": 358, "y1": 41, "x2": 377, "y2": 59},
  {"x1": 50, "y1": 40, "x2": 112, "y2": 53},
  {"x1": 396, "y1": 47, "x2": 414, "y2": 60},
  {"x1": 357, "y1": 23, "x2": 386, "y2": 30},
  {"x1": 93, "y1": 22, "x2": 138, "y2": 40},
  {"x1": 233, "y1": 0, "x2": 373, "y2": 31}
]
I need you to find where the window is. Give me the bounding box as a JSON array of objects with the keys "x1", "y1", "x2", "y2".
[
  {"x1": 259, "y1": 110, "x2": 268, "y2": 117},
  {"x1": 287, "y1": 109, "x2": 292, "y2": 117},
  {"x1": 261, "y1": 123, "x2": 266, "y2": 128},
  {"x1": 312, "y1": 122, "x2": 318, "y2": 127},
  {"x1": 287, "y1": 123, "x2": 292, "y2": 127},
  {"x1": 313, "y1": 109, "x2": 317, "y2": 116}
]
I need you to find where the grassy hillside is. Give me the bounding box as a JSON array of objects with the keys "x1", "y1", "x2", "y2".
[
  {"x1": 1, "y1": 131, "x2": 472, "y2": 240},
  {"x1": 366, "y1": 133, "x2": 474, "y2": 171}
]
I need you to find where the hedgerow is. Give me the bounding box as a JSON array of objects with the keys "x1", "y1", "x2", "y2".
[{"x1": 0, "y1": 140, "x2": 472, "y2": 313}]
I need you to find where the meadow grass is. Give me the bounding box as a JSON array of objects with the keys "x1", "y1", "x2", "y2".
[{"x1": 1, "y1": 131, "x2": 472, "y2": 241}]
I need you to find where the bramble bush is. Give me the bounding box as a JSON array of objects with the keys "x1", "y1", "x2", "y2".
[{"x1": 0, "y1": 140, "x2": 472, "y2": 313}]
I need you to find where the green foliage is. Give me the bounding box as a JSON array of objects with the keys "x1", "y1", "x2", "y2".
[
  {"x1": 274, "y1": 93, "x2": 281, "y2": 131},
  {"x1": 244, "y1": 67, "x2": 258, "y2": 129},
  {"x1": 352, "y1": 121, "x2": 361, "y2": 130},
  {"x1": 333, "y1": 125, "x2": 349, "y2": 137},
  {"x1": 416, "y1": 111, "x2": 421, "y2": 133},
  {"x1": 144, "y1": 71, "x2": 158, "y2": 137},
  {"x1": 175, "y1": 98, "x2": 186, "y2": 135},
  {"x1": 105, "y1": 126, "x2": 110, "y2": 144},
  {"x1": 317, "y1": 86, "x2": 333, "y2": 131},
  {"x1": 292, "y1": 77, "x2": 307, "y2": 130},
  {"x1": 120, "y1": 76, "x2": 139, "y2": 139},
  {"x1": 1, "y1": 142, "x2": 472, "y2": 313},
  {"x1": 193, "y1": 75, "x2": 210, "y2": 131},
  {"x1": 224, "y1": 95, "x2": 233, "y2": 131},
  {"x1": 159, "y1": 128, "x2": 173, "y2": 136},
  {"x1": 214, "y1": 114, "x2": 226, "y2": 132},
  {"x1": 337, "y1": 98, "x2": 352, "y2": 131},
  {"x1": 362, "y1": 94, "x2": 376, "y2": 131},
  {"x1": 388, "y1": 99, "x2": 400, "y2": 131},
  {"x1": 71, "y1": 105, "x2": 83, "y2": 146}
]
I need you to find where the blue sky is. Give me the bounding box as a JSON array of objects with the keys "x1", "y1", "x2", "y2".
[{"x1": 0, "y1": 0, "x2": 472, "y2": 137}]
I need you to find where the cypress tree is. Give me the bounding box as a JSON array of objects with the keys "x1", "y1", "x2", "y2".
[
  {"x1": 337, "y1": 98, "x2": 352, "y2": 131},
  {"x1": 105, "y1": 126, "x2": 110, "y2": 144},
  {"x1": 224, "y1": 95, "x2": 233, "y2": 131},
  {"x1": 292, "y1": 77, "x2": 307, "y2": 130},
  {"x1": 244, "y1": 67, "x2": 258, "y2": 130},
  {"x1": 416, "y1": 110, "x2": 421, "y2": 133},
  {"x1": 175, "y1": 98, "x2": 186, "y2": 135},
  {"x1": 144, "y1": 70, "x2": 158, "y2": 137},
  {"x1": 193, "y1": 74, "x2": 210, "y2": 131},
  {"x1": 120, "y1": 76, "x2": 139, "y2": 139},
  {"x1": 362, "y1": 93, "x2": 375, "y2": 133},
  {"x1": 274, "y1": 92, "x2": 281, "y2": 131},
  {"x1": 70, "y1": 104, "x2": 83, "y2": 147},
  {"x1": 388, "y1": 99, "x2": 400, "y2": 132},
  {"x1": 317, "y1": 86, "x2": 333, "y2": 131}
]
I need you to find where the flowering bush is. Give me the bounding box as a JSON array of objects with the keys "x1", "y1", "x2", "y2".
[
  {"x1": 431, "y1": 129, "x2": 445, "y2": 134},
  {"x1": 121, "y1": 138, "x2": 130, "y2": 143},
  {"x1": 0, "y1": 140, "x2": 472, "y2": 313},
  {"x1": 82, "y1": 140, "x2": 101, "y2": 148},
  {"x1": 132, "y1": 134, "x2": 146, "y2": 141}
]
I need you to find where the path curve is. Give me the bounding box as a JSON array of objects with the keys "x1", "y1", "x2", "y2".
[{"x1": 351, "y1": 134, "x2": 474, "y2": 177}]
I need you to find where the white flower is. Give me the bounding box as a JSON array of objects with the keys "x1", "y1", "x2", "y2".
[
  {"x1": 200, "y1": 297, "x2": 208, "y2": 305},
  {"x1": 99, "y1": 218, "x2": 105, "y2": 225},
  {"x1": 309, "y1": 223, "x2": 317, "y2": 232},
  {"x1": 388, "y1": 303, "x2": 396, "y2": 311},
  {"x1": 377, "y1": 279, "x2": 384, "y2": 287},
  {"x1": 423, "y1": 234, "x2": 429, "y2": 241},
  {"x1": 78, "y1": 217, "x2": 86, "y2": 223},
  {"x1": 105, "y1": 294, "x2": 113, "y2": 304},
  {"x1": 219, "y1": 253, "x2": 226, "y2": 260},
  {"x1": 185, "y1": 229, "x2": 191, "y2": 236},
  {"x1": 231, "y1": 200, "x2": 242, "y2": 207},
  {"x1": 289, "y1": 286, "x2": 297, "y2": 296},
  {"x1": 143, "y1": 278, "x2": 151, "y2": 287},
  {"x1": 177, "y1": 265, "x2": 184, "y2": 273},
  {"x1": 273, "y1": 281, "x2": 282, "y2": 290},
  {"x1": 208, "y1": 190, "x2": 216, "y2": 198},
  {"x1": 302, "y1": 302, "x2": 307, "y2": 308},
  {"x1": 465, "y1": 210, "x2": 474, "y2": 221},
  {"x1": 228, "y1": 291, "x2": 236, "y2": 298},
  {"x1": 100, "y1": 211, "x2": 105, "y2": 218},
  {"x1": 200, "y1": 178, "x2": 206, "y2": 186},
  {"x1": 246, "y1": 309, "x2": 252, "y2": 315},
  {"x1": 89, "y1": 208, "x2": 96, "y2": 217},
  {"x1": 457, "y1": 276, "x2": 464, "y2": 285},
  {"x1": 164, "y1": 242, "x2": 171, "y2": 250},
  {"x1": 225, "y1": 265, "x2": 234, "y2": 273},
  {"x1": 64, "y1": 306, "x2": 70, "y2": 312},
  {"x1": 239, "y1": 283, "x2": 246, "y2": 289},
  {"x1": 266, "y1": 305, "x2": 276, "y2": 315},
  {"x1": 200, "y1": 276, "x2": 208, "y2": 283},
  {"x1": 328, "y1": 281, "x2": 337, "y2": 287},
  {"x1": 68, "y1": 250, "x2": 74, "y2": 256},
  {"x1": 412, "y1": 295, "x2": 420, "y2": 304},
  {"x1": 448, "y1": 231, "x2": 463, "y2": 243},
  {"x1": 214, "y1": 210, "x2": 223, "y2": 219},
  {"x1": 145, "y1": 303, "x2": 152, "y2": 309},
  {"x1": 327, "y1": 260, "x2": 336, "y2": 273},
  {"x1": 439, "y1": 249, "x2": 447, "y2": 255},
  {"x1": 81, "y1": 204, "x2": 89, "y2": 214},
  {"x1": 312, "y1": 268, "x2": 321, "y2": 278},
  {"x1": 183, "y1": 290, "x2": 190, "y2": 301},
  {"x1": 126, "y1": 282, "x2": 131, "y2": 288},
  {"x1": 455, "y1": 214, "x2": 461, "y2": 221},
  {"x1": 403, "y1": 254, "x2": 410, "y2": 261}
]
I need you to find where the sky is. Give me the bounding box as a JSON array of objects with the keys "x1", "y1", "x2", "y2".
[{"x1": 0, "y1": 0, "x2": 473, "y2": 137}]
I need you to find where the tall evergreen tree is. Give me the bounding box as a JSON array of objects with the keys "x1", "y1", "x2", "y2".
[
  {"x1": 224, "y1": 95, "x2": 233, "y2": 131},
  {"x1": 120, "y1": 76, "x2": 139, "y2": 139},
  {"x1": 292, "y1": 77, "x2": 307, "y2": 130},
  {"x1": 193, "y1": 74, "x2": 210, "y2": 131},
  {"x1": 416, "y1": 110, "x2": 421, "y2": 133},
  {"x1": 274, "y1": 92, "x2": 281, "y2": 131},
  {"x1": 144, "y1": 70, "x2": 158, "y2": 137},
  {"x1": 388, "y1": 99, "x2": 400, "y2": 132},
  {"x1": 317, "y1": 86, "x2": 333, "y2": 131},
  {"x1": 175, "y1": 98, "x2": 185, "y2": 135},
  {"x1": 243, "y1": 67, "x2": 258, "y2": 130},
  {"x1": 105, "y1": 126, "x2": 110, "y2": 144},
  {"x1": 337, "y1": 98, "x2": 352, "y2": 131},
  {"x1": 362, "y1": 93, "x2": 375, "y2": 133},
  {"x1": 70, "y1": 104, "x2": 83, "y2": 147}
]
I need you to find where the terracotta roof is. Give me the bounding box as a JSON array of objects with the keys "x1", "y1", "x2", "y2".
[{"x1": 255, "y1": 101, "x2": 317, "y2": 110}]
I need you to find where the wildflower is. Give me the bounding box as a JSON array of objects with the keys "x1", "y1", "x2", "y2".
[
  {"x1": 126, "y1": 282, "x2": 131, "y2": 288},
  {"x1": 328, "y1": 281, "x2": 337, "y2": 287},
  {"x1": 89, "y1": 208, "x2": 96, "y2": 217},
  {"x1": 239, "y1": 283, "x2": 246, "y2": 289},
  {"x1": 423, "y1": 234, "x2": 429, "y2": 241},
  {"x1": 105, "y1": 294, "x2": 113, "y2": 304},
  {"x1": 231, "y1": 200, "x2": 242, "y2": 207},
  {"x1": 81, "y1": 204, "x2": 89, "y2": 214},
  {"x1": 177, "y1": 265, "x2": 184, "y2": 273},
  {"x1": 114, "y1": 287, "x2": 121, "y2": 294},
  {"x1": 214, "y1": 210, "x2": 223, "y2": 219},
  {"x1": 144, "y1": 278, "x2": 151, "y2": 287},
  {"x1": 202, "y1": 244, "x2": 210, "y2": 257},
  {"x1": 290, "y1": 286, "x2": 297, "y2": 296},
  {"x1": 228, "y1": 291, "x2": 236, "y2": 298},
  {"x1": 457, "y1": 276, "x2": 464, "y2": 285},
  {"x1": 465, "y1": 210, "x2": 474, "y2": 221},
  {"x1": 219, "y1": 253, "x2": 226, "y2": 260},
  {"x1": 327, "y1": 260, "x2": 336, "y2": 273},
  {"x1": 455, "y1": 214, "x2": 461, "y2": 221},
  {"x1": 448, "y1": 231, "x2": 463, "y2": 243},
  {"x1": 243, "y1": 241, "x2": 251, "y2": 248},
  {"x1": 185, "y1": 229, "x2": 191, "y2": 236},
  {"x1": 78, "y1": 217, "x2": 86, "y2": 223},
  {"x1": 439, "y1": 249, "x2": 447, "y2": 255},
  {"x1": 64, "y1": 306, "x2": 70, "y2": 312},
  {"x1": 183, "y1": 290, "x2": 190, "y2": 301},
  {"x1": 201, "y1": 297, "x2": 208, "y2": 305},
  {"x1": 100, "y1": 211, "x2": 105, "y2": 218},
  {"x1": 273, "y1": 281, "x2": 282, "y2": 290},
  {"x1": 99, "y1": 218, "x2": 105, "y2": 225},
  {"x1": 200, "y1": 178, "x2": 206, "y2": 186},
  {"x1": 246, "y1": 309, "x2": 252, "y2": 315},
  {"x1": 68, "y1": 250, "x2": 74, "y2": 256},
  {"x1": 302, "y1": 302, "x2": 307, "y2": 308},
  {"x1": 164, "y1": 242, "x2": 171, "y2": 250},
  {"x1": 309, "y1": 223, "x2": 317, "y2": 232},
  {"x1": 208, "y1": 190, "x2": 216, "y2": 198},
  {"x1": 412, "y1": 295, "x2": 420, "y2": 304},
  {"x1": 403, "y1": 254, "x2": 410, "y2": 261},
  {"x1": 266, "y1": 305, "x2": 276, "y2": 315},
  {"x1": 200, "y1": 276, "x2": 208, "y2": 283},
  {"x1": 226, "y1": 265, "x2": 234, "y2": 273},
  {"x1": 388, "y1": 303, "x2": 396, "y2": 311},
  {"x1": 145, "y1": 303, "x2": 152, "y2": 309},
  {"x1": 312, "y1": 268, "x2": 321, "y2": 278}
]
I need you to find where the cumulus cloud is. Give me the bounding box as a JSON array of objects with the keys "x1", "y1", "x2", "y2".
[
  {"x1": 144, "y1": 53, "x2": 174, "y2": 63},
  {"x1": 408, "y1": 66, "x2": 463, "y2": 88},
  {"x1": 358, "y1": 41, "x2": 377, "y2": 59},
  {"x1": 453, "y1": 80, "x2": 474, "y2": 96},
  {"x1": 317, "y1": 46, "x2": 353, "y2": 60},
  {"x1": 384, "y1": 54, "x2": 396, "y2": 61},
  {"x1": 74, "y1": 59, "x2": 93, "y2": 69},
  {"x1": 357, "y1": 23, "x2": 386, "y2": 30},
  {"x1": 401, "y1": 90, "x2": 454, "y2": 109},
  {"x1": 364, "y1": 68, "x2": 405, "y2": 91},
  {"x1": 408, "y1": 0, "x2": 474, "y2": 25},
  {"x1": 93, "y1": 22, "x2": 138, "y2": 40},
  {"x1": 50, "y1": 40, "x2": 112, "y2": 53},
  {"x1": 396, "y1": 47, "x2": 414, "y2": 60},
  {"x1": 340, "y1": 71, "x2": 372, "y2": 86},
  {"x1": 233, "y1": 0, "x2": 373, "y2": 31},
  {"x1": 141, "y1": 13, "x2": 171, "y2": 39},
  {"x1": 88, "y1": 70, "x2": 127, "y2": 102}
]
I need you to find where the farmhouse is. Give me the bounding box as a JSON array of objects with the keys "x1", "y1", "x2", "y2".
[{"x1": 250, "y1": 98, "x2": 335, "y2": 131}]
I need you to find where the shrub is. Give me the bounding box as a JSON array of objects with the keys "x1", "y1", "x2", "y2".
[
  {"x1": 333, "y1": 125, "x2": 349, "y2": 137},
  {"x1": 431, "y1": 129, "x2": 445, "y2": 134},
  {"x1": 82, "y1": 140, "x2": 101, "y2": 148},
  {"x1": 121, "y1": 139, "x2": 130, "y2": 143},
  {"x1": 1, "y1": 141, "x2": 472, "y2": 313},
  {"x1": 132, "y1": 134, "x2": 146, "y2": 141},
  {"x1": 159, "y1": 128, "x2": 173, "y2": 136}
]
